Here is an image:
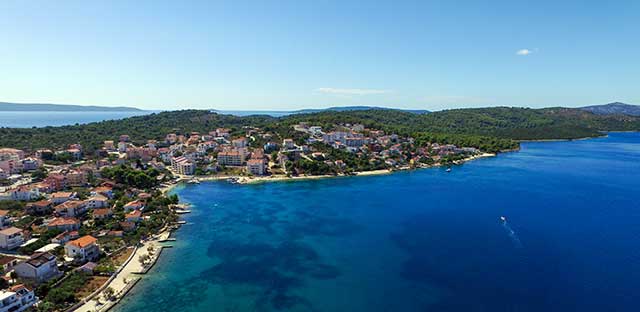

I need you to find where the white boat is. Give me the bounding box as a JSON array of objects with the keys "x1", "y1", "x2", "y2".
[
  {"x1": 500, "y1": 216, "x2": 507, "y2": 222},
  {"x1": 446, "y1": 167, "x2": 452, "y2": 172},
  {"x1": 187, "y1": 179, "x2": 200, "y2": 184}
]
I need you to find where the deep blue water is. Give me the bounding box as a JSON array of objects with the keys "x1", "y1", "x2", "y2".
[
  {"x1": 116, "y1": 132, "x2": 640, "y2": 312},
  {"x1": 0, "y1": 111, "x2": 153, "y2": 128}
]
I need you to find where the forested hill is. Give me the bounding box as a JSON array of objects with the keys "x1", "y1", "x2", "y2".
[{"x1": 1, "y1": 107, "x2": 639, "y2": 153}]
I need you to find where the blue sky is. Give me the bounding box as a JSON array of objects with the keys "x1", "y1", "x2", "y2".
[{"x1": 1, "y1": 0, "x2": 638, "y2": 111}]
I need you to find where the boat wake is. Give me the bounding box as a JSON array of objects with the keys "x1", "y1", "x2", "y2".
[{"x1": 500, "y1": 217, "x2": 523, "y2": 248}]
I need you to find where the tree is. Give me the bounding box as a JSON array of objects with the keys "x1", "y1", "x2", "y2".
[
  {"x1": 103, "y1": 287, "x2": 115, "y2": 301},
  {"x1": 31, "y1": 167, "x2": 48, "y2": 181},
  {"x1": 138, "y1": 254, "x2": 150, "y2": 266}
]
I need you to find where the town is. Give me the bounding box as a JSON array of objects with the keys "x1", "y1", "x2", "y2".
[{"x1": 0, "y1": 121, "x2": 483, "y2": 311}]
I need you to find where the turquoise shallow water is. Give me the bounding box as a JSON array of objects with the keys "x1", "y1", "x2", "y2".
[{"x1": 116, "y1": 132, "x2": 640, "y2": 312}]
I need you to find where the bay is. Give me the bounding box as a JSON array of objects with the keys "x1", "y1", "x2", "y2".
[{"x1": 116, "y1": 132, "x2": 640, "y2": 312}]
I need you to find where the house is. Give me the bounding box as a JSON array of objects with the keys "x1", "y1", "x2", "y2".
[
  {"x1": 92, "y1": 208, "x2": 113, "y2": 220},
  {"x1": 0, "y1": 148, "x2": 24, "y2": 160},
  {"x1": 215, "y1": 128, "x2": 230, "y2": 138},
  {"x1": 107, "y1": 230, "x2": 123, "y2": 237},
  {"x1": 43, "y1": 174, "x2": 66, "y2": 191},
  {"x1": 123, "y1": 200, "x2": 144, "y2": 212},
  {"x1": 65, "y1": 170, "x2": 87, "y2": 187},
  {"x1": 246, "y1": 159, "x2": 266, "y2": 176},
  {"x1": 13, "y1": 252, "x2": 61, "y2": 283},
  {"x1": 282, "y1": 138, "x2": 295, "y2": 149},
  {"x1": 47, "y1": 217, "x2": 81, "y2": 232},
  {"x1": 54, "y1": 200, "x2": 86, "y2": 217},
  {"x1": 0, "y1": 227, "x2": 24, "y2": 250},
  {"x1": 85, "y1": 194, "x2": 108, "y2": 209},
  {"x1": 232, "y1": 137, "x2": 248, "y2": 148},
  {"x1": 125, "y1": 210, "x2": 142, "y2": 223},
  {"x1": 0, "y1": 284, "x2": 38, "y2": 312},
  {"x1": 50, "y1": 231, "x2": 79, "y2": 244},
  {"x1": 35, "y1": 149, "x2": 53, "y2": 160},
  {"x1": 119, "y1": 221, "x2": 136, "y2": 232},
  {"x1": 0, "y1": 256, "x2": 19, "y2": 273},
  {"x1": 171, "y1": 156, "x2": 195, "y2": 175},
  {"x1": 103, "y1": 140, "x2": 115, "y2": 151},
  {"x1": 217, "y1": 150, "x2": 244, "y2": 166},
  {"x1": 137, "y1": 192, "x2": 152, "y2": 201},
  {"x1": 25, "y1": 200, "x2": 52, "y2": 215},
  {"x1": 66, "y1": 148, "x2": 82, "y2": 160},
  {"x1": 10, "y1": 186, "x2": 40, "y2": 201},
  {"x1": 92, "y1": 186, "x2": 114, "y2": 199},
  {"x1": 21, "y1": 158, "x2": 40, "y2": 171},
  {"x1": 65, "y1": 235, "x2": 99, "y2": 263},
  {"x1": 50, "y1": 192, "x2": 76, "y2": 205}
]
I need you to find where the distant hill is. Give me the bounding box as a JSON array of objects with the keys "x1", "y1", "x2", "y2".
[
  {"x1": 2, "y1": 106, "x2": 639, "y2": 153},
  {"x1": 292, "y1": 106, "x2": 430, "y2": 115},
  {"x1": 214, "y1": 106, "x2": 429, "y2": 116},
  {"x1": 580, "y1": 102, "x2": 640, "y2": 116},
  {"x1": 0, "y1": 102, "x2": 144, "y2": 112}
]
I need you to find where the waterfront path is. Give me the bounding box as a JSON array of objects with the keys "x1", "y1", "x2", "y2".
[{"x1": 73, "y1": 231, "x2": 171, "y2": 312}]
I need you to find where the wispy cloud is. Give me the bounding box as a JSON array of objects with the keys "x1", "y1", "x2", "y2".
[
  {"x1": 516, "y1": 49, "x2": 533, "y2": 56},
  {"x1": 315, "y1": 88, "x2": 392, "y2": 95}
]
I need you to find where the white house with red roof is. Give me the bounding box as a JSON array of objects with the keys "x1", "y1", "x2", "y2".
[{"x1": 65, "y1": 235, "x2": 99, "y2": 263}]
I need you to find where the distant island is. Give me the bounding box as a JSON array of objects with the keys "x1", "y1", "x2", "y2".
[
  {"x1": 580, "y1": 102, "x2": 640, "y2": 116},
  {"x1": 0, "y1": 101, "x2": 144, "y2": 112},
  {"x1": 213, "y1": 106, "x2": 430, "y2": 116}
]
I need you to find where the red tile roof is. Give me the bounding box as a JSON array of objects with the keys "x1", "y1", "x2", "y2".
[{"x1": 67, "y1": 235, "x2": 97, "y2": 248}]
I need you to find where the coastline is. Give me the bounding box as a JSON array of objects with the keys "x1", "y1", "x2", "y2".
[
  {"x1": 74, "y1": 229, "x2": 173, "y2": 312},
  {"x1": 159, "y1": 152, "x2": 498, "y2": 191},
  {"x1": 518, "y1": 133, "x2": 609, "y2": 142},
  {"x1": 89, "y1": 151, "x2": 497, "y2": 312}
]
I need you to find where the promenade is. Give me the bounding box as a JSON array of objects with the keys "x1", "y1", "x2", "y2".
[{"x1": 73, "y1": 231, "x2": 170, "y2": 312}]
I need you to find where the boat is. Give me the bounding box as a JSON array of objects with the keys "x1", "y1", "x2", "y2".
[
  {"x1": 175, "y1": 209, "x2": 191, "y2": 214},
  {"x1": 500, "y1": 216, "x2": 507, "y2": 222},
  {"x1": 446, "y1": 167, "x2": 452, "y2": 172},
  {"x1": 187, "y1": 179, "x2": 200, "y2": 184}
]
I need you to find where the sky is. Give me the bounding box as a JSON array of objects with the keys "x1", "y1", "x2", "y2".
[{"x1": 1, "y1": 0, "x2": 638, "y2": 111}]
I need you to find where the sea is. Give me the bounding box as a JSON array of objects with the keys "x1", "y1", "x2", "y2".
[
  {"x1": 0, "y1": 111, "x2": 154, "y2": 128},
  {"x1": 114, "y1": 132, "x2": 640, "y2": 312},
  {"x1": 0, "y1": 110, "x2": 293, "y2": 128}
]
